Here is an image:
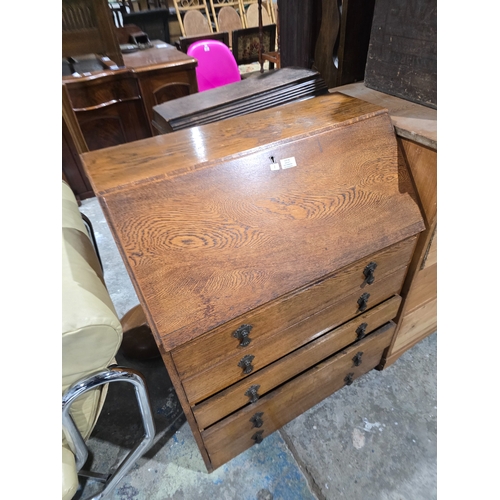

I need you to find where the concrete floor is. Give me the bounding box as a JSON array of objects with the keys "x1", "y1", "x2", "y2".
[{"x1": 76, "y1": 196, "x2": 437, "y2": 500}]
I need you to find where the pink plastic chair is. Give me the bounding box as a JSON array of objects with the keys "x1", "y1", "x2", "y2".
[{"x1": 187, "y1": 40, "x2": 241, "y2": 92}]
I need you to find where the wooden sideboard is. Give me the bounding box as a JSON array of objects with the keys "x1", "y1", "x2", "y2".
[
  {"x1": 335, "y1": 82, "x2": 437, "y2": 367},
  {"x1": 80, "y1": 93, "x2": 425, "y2": 471},
  {"x1": 62, "y1": 42, "x2": 198, "y2": 200}
]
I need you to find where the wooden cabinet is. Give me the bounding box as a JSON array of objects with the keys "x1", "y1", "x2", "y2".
[
  {"x1": 64, "y1": 69, "x2": 152, "y2": 151},
  {"x1": 62, "y1": 42, "x2": 198, "y2": 199},
  {"x1": 335, "y1": 82, "x2": 437, "y2": 367},
  {"x1": 80, "y1": 93, "x2": 425, "y2": 471}
]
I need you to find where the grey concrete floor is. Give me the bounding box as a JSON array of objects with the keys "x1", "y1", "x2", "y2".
[{"x1": 77, "y1": 196, "x2": 437, "y2": 500}]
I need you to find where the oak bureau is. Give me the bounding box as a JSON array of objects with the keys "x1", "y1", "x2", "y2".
[{"x1": 81, "y1": 93, "x2": 425, "y2": 471}]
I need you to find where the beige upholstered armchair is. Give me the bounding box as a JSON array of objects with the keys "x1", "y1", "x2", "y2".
[{"x1": 62, "y1": 181, "x2": 155, "y2": 499}]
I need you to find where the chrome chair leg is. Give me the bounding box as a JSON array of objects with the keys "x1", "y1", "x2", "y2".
[{"x1": 62, "y1": 366, "x2": 156, "y2": 500}]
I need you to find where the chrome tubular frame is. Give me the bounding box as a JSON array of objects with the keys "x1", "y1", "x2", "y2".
[{"x1": 62, "y1": 366, "x2": 156, "y2": 500}]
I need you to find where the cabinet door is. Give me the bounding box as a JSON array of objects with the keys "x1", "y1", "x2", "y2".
[{"x1": 65, "y1": 70, "x2": 152, "y2": 151}]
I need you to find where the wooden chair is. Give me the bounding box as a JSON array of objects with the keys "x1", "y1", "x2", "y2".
[
  {"x1": 217, "y1": 6, "x2": 243, "y2": 47},
  {"x1": 231, "y1": 24, "x2": 276, "y2": 67},
  {"x1": 242, "y1": 1, "x2": 271, "y2": 27},
  {"x1": 239, "y1": 0, "x2": 274, "y2": 27},
  {"x1": 173, "y1": 0, "x2": 214, "y2": 37},
  {"x1": 62, "y1": 0, "x2": 124, "y2": 66},
  {"x1": 209, "y1": 0, "x2": 244, "y2": 30}
]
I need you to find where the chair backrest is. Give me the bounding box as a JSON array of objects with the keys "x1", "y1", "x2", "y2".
[
  {"x1": 245, "y1": 2, "x2": 272, "y2": 27},
  {"x1": 217, "y1": 6, "x2": 243, "y2": 46},
  {"x1": 183, "y1": 9, "x2": 212, "y2": 36},
  {"x1": 173, "y1": 0, "x2": 213, "y2": 37},
  {"x1": 231, "y1": 24, "x2": 276, "y2": 65},
  {"x1": 187, "y1": 39, "x2": 241, "y2": 91}
]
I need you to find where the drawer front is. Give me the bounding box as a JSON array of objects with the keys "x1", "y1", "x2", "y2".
[
  {"x1": 194, "y1": 295, "x2": 401, "y2": 430},
  {"x1": 202, "y1": 322, "x2": 395, "y2": 470},
  {"x1": 172, "y1": 236, "x2": 416, "y2": 380},
  {"x1": 181, "y1": 266, "x2": 407, "y2": 404},
  {"x1": 67, "y1": 75, "x2": 142, "y2": 111}
]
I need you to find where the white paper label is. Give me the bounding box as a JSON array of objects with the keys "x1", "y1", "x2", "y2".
[
  {"x1": 270, "y1": 163, "x2": 280, "y2": 171},
  {"x1": 280, "y1": 157, "x2": 297, "y2": 169}
]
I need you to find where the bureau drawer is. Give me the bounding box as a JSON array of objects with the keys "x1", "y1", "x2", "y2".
[
  {"x1": 194, "y1": 295, "x2": 401, "y2": 430},
  {"x1": 172, "y1": 236, "x2": 416, "y2": 380},
  {"x1": 202, "y1": 321, "x2": 395, "y2": 470},
  {"x1": 181, "y1": 266, "x2": 407, "y2": 404}
]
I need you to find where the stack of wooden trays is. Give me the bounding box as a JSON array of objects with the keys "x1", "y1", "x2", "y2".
[{"x1": 152, "y1": 67, "x2": 328, "y2": 134}]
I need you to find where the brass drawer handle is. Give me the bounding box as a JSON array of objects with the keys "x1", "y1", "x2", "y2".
[
  {"x1": 233, "y1": 324, "x2": 253, "y2": 347},
  {"x1": 357, "y1": 292, "x2": 370, "y2": 312},
  {"x1": 363, "y1": 261, "x2": 377, "y2": 285},
  {"x1": 352, "y1": 351, "x2": 364, "y2": 366},
  {"x1": 252, "y1": 430, "x2": 264, "y2": 444},
  {"x1": 344, "y1": 373, "x2": 354, "y2": 386},
  {"x1": 250, "y1": 412, "x2": 264, "y2": 428},
  {"x1": 245, "y1": 384, "x2": 261, "y2": 403},
  {"x1": 238, "y1": 354, "x2": 255, "y2": 374},
  {"x1": 356, "y1": 322, "x2": 368, "y2": 340}
]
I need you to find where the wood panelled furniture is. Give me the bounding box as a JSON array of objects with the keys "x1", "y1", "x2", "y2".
[
  {"x1": 80, "y1": 93, "x2": 425, "y2": 471},
  {"x1": 62, "y1": 42, "x2": 198, "y2": 199},
  {"x1": 335, "y1": 81, "x2": 436, "y2": 367},
  {"x1": 62, "y1": 0, "x2": 124, "y2": 67}
]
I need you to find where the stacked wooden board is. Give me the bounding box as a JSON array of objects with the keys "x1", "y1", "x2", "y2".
[{"x1": 152, "y1": 67, "x2": 328, "y2": 134}]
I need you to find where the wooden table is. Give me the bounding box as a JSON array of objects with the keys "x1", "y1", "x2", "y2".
[
  {"x1": 81, "y1": 93, "x2": 425, "y2": 471},
  {"x1": 335, "y1": 82, "x2": 437, "y2": 367}
]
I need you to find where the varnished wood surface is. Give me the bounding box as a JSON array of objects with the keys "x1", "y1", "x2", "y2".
[
  {"x1": 203, "y1": 322, "x2": 395, "y2": 469},
  {"x1": 380, "y1": 136, "x2": 437, "y2": 368},
  {"x1": 392, "y1": 298, "x2": 436, "y2": 354},
  {"x1": 87, "y1": 98, "x2": 424, "y2": 351},
  {"x1": 122, "y1": 42, "x2": 198, "y2": 72},
  {"x1": 404, "y1": 263, "x2": 436, "y2": 314},
  {"x1": 182, "y1": 266, "x2": 408, "y2": 404},
  {"x1": 172, "y1": 236, "x2": 417, "y2": 380},
  {"x1": 152, "y1": 67, "x2": 327, "y2": 134},
  {"x1": 193, "y1": 295, "x2": 402, "y2": 430},
  {"x1": 334, "y1": 82, "x2": 437, "y2": 150},
  {"x1": 82, "y1": 93, "x2": 385, "y2": 194}
]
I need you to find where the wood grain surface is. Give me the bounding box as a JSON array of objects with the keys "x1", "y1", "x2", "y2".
[
  {"x1": 202, "y1": 322, "x2": 395, "y2": 469},
  {"x1": 81, "y1": 93, "x2": 385, "y2": 194},
  {"x1": 172, "y1": 235, "x2": 416, "y2": 379},
  {"x1": 193, "y1": 295, "x2": 402, "y2": 430},
  {"x1": 83, "y1": 95, "x2": 424, "y2": 351}
]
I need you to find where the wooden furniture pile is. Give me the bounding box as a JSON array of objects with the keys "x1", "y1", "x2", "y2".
[
  {"x1": 81, "y1": 93, "x2": 426, "y2": 471},
  {"x1": 152, "y1": 67, "x2": 327, "y2": 133}
]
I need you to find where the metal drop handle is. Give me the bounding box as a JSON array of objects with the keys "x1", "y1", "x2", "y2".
[
  {"x1": 252, "y1": 430, "x2": 264, "y2": 444},
  {"x1": 238, "y1": 354, "x2": 255, "y2": 375},
  {"x1": 233, "y1": 324, "x2": 253, "y2": 347},
  {"x1": 363, "y1": 261, "x2": 377, "y2": 285},
  {"x1": 250, "y1": 412, "x2": 264, "y2": 428},
  {"x1": 245, "y1": 384, "x2": 261, "y2": 403},
  {"x1": 352, "y1": 351, "x2": 363, "y2": 366},
  {"x1": 357, "y1": 292, "x2": 370, "y2": 312},
  {"x1": 356, "y1": 322, "x2": 368, "y2": 340}
]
